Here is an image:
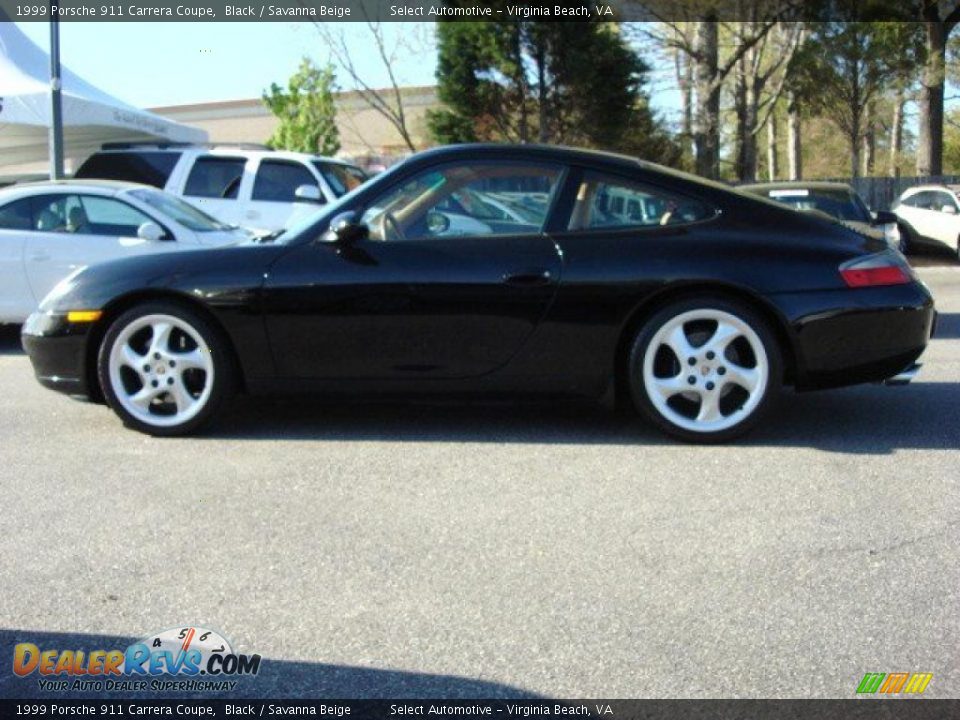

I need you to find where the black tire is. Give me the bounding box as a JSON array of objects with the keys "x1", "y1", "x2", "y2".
[
  {"x1": 627, "y1": 296, "x2": 783, "y2": 443},
  {"x1": 97, "y1": 301, "x2": 235, "y2": 436}
]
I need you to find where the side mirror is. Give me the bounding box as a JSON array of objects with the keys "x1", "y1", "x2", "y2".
[
  {"x1": 943, "y1": 204, "x2": 957, "y2": 215},
  {"x1": 872, "y1": 210, "x2": 897, "y2": 225},
  {"x1": 137, "y1": 222, "x2": 167, "y2": 242},
  {"x1": 425, "y1": 210, "x2": 451, "y2": 235},
  {"x1": 321, "y1": 211, "x2": 368, "y2": 245},
  {"x1": 294, "y1": 184, "x2": 323, "y2": 204}
]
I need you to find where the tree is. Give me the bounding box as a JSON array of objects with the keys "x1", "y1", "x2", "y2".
[
  {"x1": 427, "y1": 18, "x2": 679, "y2": 164},
  {"x1": 262, "y1": 58, "x2": 340, "y2": 156},
  {"x1": 313, "y1": 21, "x2": 427, "y2": 153},
  {"x1": 912, "y1": 1, "x2": 960, "y2": 175},
  {"x1": 789, "y1": 20, "x2": 920, "y2": 178},
  {"x1": 645, "y1": 9, "x2": 786, "y2": 179}
]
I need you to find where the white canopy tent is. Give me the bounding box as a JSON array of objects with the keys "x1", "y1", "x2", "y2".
[{"x1": 0, "y1": 20, "x2": 206, "y2": 172}]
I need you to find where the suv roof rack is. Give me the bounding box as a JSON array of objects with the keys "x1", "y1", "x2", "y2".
[{"x1": 100, "y1": 141, "x2": 273, "y2": 151}]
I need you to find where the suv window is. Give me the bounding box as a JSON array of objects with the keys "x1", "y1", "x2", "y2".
[
  {"x1": 0, "y1": 197, "x2": 34, "y2": 230},
  {"x1": 184, "y1": 157, "x2": 246, "y2": 200},
  {"x1": 312, "y1": 161, "x2": 367, "y2": 197},
  {"x1": 361, "y1": 162, "x2": 561, "y2": 242},
  {"x1": 569, "y1": 172, "x2": 714, "y2": 230},
  {"x1": 252, "y1": 160, "x2": 319, "y2": 203},
  {"x1": 75, "y1": 151, "x2": 181, "y2": 188}
]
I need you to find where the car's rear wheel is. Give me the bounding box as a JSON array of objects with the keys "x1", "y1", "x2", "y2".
[
  {"x1": 628, "y1": 297, "x2": 782, "y2": 442},
  {"x1": 97, "y1": 302, "x2": 233, "y2": 436}
]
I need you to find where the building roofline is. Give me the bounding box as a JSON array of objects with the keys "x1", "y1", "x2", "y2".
[{"x1": 148, "y1": 85, "x2": 437, "y2": 114}]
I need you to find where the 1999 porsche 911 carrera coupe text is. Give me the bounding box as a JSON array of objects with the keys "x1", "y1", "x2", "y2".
[{"x1": 22, "y1": 145, "x2": 936, "y2": 442}]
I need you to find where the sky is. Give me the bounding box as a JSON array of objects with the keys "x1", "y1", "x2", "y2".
[
  {"x1": 13, "y1": 20, "x2": 683, "y2": 119},
  {"x1": 14, "y1": 21, "x2": 440, "y2": 107}
]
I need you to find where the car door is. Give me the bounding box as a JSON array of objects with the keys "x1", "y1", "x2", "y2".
[
  {"x1": 0, "y1": 196, "x2": 37, "y2": 321},
  {"x1": 22, "y1": 193, "x2": 165, "y2": 304},
  {"x1": 247, "y1": 158, "x2": 324, "y2": 232},
  {"x1": 262, "y1": 160, "x2": 566, "y2": 380},
  {"x1": 930, "y1": 190, "x2": 960, "y2": 246},
  {"x1": 179, "y1": 155, "x2": 248, "y2": 228}
]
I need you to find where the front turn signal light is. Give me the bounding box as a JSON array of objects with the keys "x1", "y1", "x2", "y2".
[{"x1": 66, "y1": 310, "x2": 103, "y2": 323}]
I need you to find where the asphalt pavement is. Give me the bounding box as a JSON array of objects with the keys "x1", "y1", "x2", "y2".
[{"x1": 0, "y1": 259, "x2": 958, "y2": 699}]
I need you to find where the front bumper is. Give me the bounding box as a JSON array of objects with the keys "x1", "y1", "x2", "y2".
[{"x1": 21, "y1": 311, "x2": 94, "y2": 398}]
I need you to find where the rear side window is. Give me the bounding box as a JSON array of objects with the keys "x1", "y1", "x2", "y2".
[
  {"x1": 569, "y1": 172, "x2": 714, "y2": 231},
  {"x1": 252, "y1": 160, "x2": 319, "y2": 202},
  {"x1": 312, "y1": 161, "x2": 368, "y2": 197},
  {"x1": 0, "y1": 197, "x2": 34, "y2": 230},
  {"x1": 184, "y1": 157, "x2": 246, "y2": 200},
  {"x1": 75, "y1": 152, "x2": 181, "y2": 188}
]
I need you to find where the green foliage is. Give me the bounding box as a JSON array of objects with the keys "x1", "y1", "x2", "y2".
[
  {"x1": 262, "y1": 58, "x2": 341, "y2": 156},
  {"x1": 428, "y1": 17, "x2": 680, "y2": 165}
]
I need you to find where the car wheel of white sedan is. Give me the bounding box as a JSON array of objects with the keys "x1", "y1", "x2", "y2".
[
  {"x1": 98, "y1": 301, "x2": 234, "y2": 436},
  {"x1": 629, "y1": 297, "x2": 782, "y2": 442}
]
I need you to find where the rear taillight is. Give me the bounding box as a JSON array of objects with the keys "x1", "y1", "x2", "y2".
[{"x1": 840, "y1": 251, "x2": 913, "y2": 288}]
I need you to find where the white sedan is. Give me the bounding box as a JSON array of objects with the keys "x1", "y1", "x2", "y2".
[{"x1": 0, "y1": 180, "x2": 251, "y2": 323}]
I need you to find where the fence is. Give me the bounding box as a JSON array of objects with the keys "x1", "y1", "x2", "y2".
[{"x1": 822, "y1": 175, "x2": 960, "y2": 211}]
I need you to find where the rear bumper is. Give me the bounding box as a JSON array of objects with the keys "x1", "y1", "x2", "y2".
[
  {"x1": 21, "y1": 312, "x2": 93, "y2": 398},
  {"x1": 774, "y1": 282, "x2": 936, "y2": 391}
]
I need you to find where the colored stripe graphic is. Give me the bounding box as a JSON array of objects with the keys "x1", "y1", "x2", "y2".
[
  {"x1": 879, "y1": 672, "x2": 909, "y2": 693},
  {"x1": 857, "y1": 673, "x2": 885, "y2": 693},
  {"x1": 903, "y1": 673, "x2": 933, "y2": 694}
]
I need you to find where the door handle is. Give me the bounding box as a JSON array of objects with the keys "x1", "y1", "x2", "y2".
[
  {"x1": 30, "y1": 252, "x2": 50, "y2": 262},
  {"x1": 503, "y1": 269, "x2": 552, "y2": 287}
]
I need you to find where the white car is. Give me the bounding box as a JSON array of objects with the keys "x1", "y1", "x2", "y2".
[
  {"x1": 75, "y1": 144, "x2": 369, "y2": 233},
  {"x1": 0, "y1": 180, "x2": 250, "y2": 323},
  {"x1": 893, "y1": 184, "x2": 960, "y2": 259}
]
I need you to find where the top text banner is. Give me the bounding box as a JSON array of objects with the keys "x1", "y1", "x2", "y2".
[{"x1": 0, "y1": 0, "x2": 920, "y2": 23}]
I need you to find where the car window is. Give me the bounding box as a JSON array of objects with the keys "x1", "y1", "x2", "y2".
[
  {"x1": 312, "y1": 161, "x2": 368, "y2": 197},
  {"x1": 129, "y1": 189, "x2": 229, "y2": 232},
  {"x1": 252, "y1": 160, "x2": 319, "y2": 203},
  {"x1": 75, "y1": 151, "x2": 181, "y2": 188},
  {"x1": 361, "y1": 162, "x2": 561, "y2": 242},
  {"x1": 29, "y1": 194, "x2": 83, "y2": 233},
  {"x1": 569, "y1": 172, "x2": 714, "y2": 230},
  {"x1": 766, "y1": 188, "x2": 870, "y2": 223},
  {"x1": 76, "y1": 195, "x2": 154, "y2": 236},
  {"x1": 0, "y1": 197, "x2": 34, "y2": 230},
  {"x1": 183, "y1": 157, "x2": 246, "y2": 200},
  {"x1": 935, "y1": 190, "x2": 958, "y2": 212}
]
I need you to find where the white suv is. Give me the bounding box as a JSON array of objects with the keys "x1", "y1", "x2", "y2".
[
  {"x1": 893, "y1": 184, "x2": 960, "y2": 259},
  {"x1": 75, "y1": 144, "x2": 369, "y2": 234}
]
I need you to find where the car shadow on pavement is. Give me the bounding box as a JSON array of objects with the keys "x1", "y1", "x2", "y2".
[
  {"x1": 0, "y1": 629, "x2": 540, "y2": 700},
  {"x1": 0, "y1": 324, "x2": 23, "y2": 355},
  {"x1": 206, "y1": 379, "x2": 960, "y2": 454}
]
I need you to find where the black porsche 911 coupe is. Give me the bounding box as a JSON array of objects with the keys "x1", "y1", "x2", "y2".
[{"x1": 22, "y1": 144, "x2": 935, "y2": 442}]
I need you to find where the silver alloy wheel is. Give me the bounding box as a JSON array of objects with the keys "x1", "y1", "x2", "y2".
[
  {"x1": 642, "y1": 309, "x2": 769, "y2": 434},
  {"x1": 107, "y1": 313, "x2": 214, "y2": 428}
]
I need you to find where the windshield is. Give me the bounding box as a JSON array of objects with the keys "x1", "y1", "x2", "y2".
[
  {"x1": 312, "y1": 161, "x2": 368, "y2": 197},
  {"x1": 128, "y1": 188, "x2": 233, "y2": 232},
  {"x1": 764, "y1": 188, "x2": 871, "y2": 223}
]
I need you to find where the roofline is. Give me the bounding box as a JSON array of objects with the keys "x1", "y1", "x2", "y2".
[{"x1": 147, "y1": 85, "x2": 437, "y2": 114}]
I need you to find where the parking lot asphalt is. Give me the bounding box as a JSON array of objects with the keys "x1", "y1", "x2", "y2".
[{"x1": 1, "y1": 260, "x2": 958, "y2": 700}]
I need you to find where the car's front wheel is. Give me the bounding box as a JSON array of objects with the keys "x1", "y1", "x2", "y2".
[
  {"x1": 628, "y1": 297, "x2": 782, "y2": 442},
  {"x1": 97, "y1": 301, "x2": 234, "y2": 436}
]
